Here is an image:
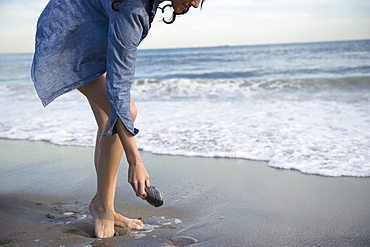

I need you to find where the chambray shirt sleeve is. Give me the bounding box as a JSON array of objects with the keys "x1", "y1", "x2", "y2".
[{"x1": 104, "y1": 5, "x2": 149, "y2": 137}]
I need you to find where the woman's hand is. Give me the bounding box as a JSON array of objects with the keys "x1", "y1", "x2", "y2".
[{"x1": 128, "y1": 162, "x2": 150, "y2": 198}]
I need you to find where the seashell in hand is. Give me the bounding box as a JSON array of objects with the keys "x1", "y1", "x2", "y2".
[{"x1": 145, "y1": 186, "x2": 164, "y2": 207}]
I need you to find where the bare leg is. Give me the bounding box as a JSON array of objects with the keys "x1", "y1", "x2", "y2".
[
  {"x1": 79, "y1": 75, "x2": 149, "y2": 197},
  {"x1": 79, "y1": 74, "x2": 144, "y2": 238}
]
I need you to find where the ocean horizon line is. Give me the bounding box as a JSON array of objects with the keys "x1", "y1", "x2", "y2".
[{"x1": 1, "y1": 38, "x2": 369, "y2": 55}]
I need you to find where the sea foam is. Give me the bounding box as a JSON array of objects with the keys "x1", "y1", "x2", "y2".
[{"x1": 1, "y1": 41, "x2": 369, "y2": 177}]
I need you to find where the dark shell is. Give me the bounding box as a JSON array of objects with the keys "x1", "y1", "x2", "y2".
[{"x1": 145, "y1": 186, "x2": 164, "y2": 207}]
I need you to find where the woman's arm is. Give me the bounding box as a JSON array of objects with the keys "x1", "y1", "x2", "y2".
[
  {"x1": 115, "y1": 119, "x2": 150, "y2": 197},
  {"x1": 105, "y1": 3, "x2": 151, "y2": 197}
]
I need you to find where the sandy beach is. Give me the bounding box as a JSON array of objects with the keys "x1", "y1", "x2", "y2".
[{"x1": 0, "y1": 139, "x2": 369, "y2": 246}]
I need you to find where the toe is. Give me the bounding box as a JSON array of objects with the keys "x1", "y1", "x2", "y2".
[{"x1": 133, "y1": 220, "x2": 144, "y2": 229}]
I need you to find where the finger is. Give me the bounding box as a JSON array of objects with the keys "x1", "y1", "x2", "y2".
[
  {"x1": 137, "y1": 182, "x2": 147, "y2": 199},
  {"x1": 131, "y1": 182, "x2": 139, "y2": 196}
]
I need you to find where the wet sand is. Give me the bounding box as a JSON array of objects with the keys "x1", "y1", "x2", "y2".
[{"x1": 0, "y1": 139, "x2": 369, "y2": 246}]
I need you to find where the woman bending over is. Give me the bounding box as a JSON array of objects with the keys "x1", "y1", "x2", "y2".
[{"x1": 32, "y1": 0, "x2": 204, "y2": 238}]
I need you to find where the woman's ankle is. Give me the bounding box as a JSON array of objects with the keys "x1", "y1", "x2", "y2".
[{"x1": 90, "y1": 196, "x2": 114, "y2": 213}]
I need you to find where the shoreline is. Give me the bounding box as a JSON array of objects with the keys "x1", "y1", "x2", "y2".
[
  {"x1": 2, "y1": 138, "x2": 368, "y2": 179},
  {"x1": 1, "y1": 139, "x2": 369, "y2": 246}
]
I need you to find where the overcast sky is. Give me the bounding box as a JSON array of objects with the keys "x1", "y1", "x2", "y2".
[{"x1": 0, "y1": 0, "x2": 369, "y2": 53}]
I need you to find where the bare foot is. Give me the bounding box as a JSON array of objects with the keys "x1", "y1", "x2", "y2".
[
  {"x1": 114, "y1": 212, "x2": 144, "y2": 230},
  {"x1": 89, "y1": 199, "x2": 115, "y2": 238},
  {"x1": 89, "y1": 197, "x2": 144, "y2": 238}
]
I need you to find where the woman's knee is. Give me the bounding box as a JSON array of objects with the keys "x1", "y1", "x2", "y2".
[
  {"x1": 78, "y1": 74, "x2": 110, "y2": 115},
  {"x1": 130, "y1": 99, "x2": 137, "y2": 122}
]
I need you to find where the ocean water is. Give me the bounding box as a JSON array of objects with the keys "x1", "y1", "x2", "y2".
[{"x1": 0, "y1": 40, "x2": 369, "y2": 177}]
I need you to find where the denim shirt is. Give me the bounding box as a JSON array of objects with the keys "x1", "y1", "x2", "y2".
[{"x1": 31, "y1": 0, "x2": 159, "y2": 136}]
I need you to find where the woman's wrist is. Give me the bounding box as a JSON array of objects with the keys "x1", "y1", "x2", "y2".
[{"x1": 128, "y1": 158, "x2": 143, "y2": 167}]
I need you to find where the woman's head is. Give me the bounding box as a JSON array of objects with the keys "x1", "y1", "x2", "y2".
[
  {"x1": 165, "y1": 0, "x2": 203, "y2": 14},
  {"x1": 160, "y1": 0, "x2": 205, "y2": 24},
  {"x1": 112, "y1": 0, "x2": 205, "y2": 24}
]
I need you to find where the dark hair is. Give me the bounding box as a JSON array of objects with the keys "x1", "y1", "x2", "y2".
[
  {"x1": 112, "y1": 0, "x2": 205, "y2": 24},
  {"x1": 111, "y1": 0, "x2": 123, "y2": 11}
]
